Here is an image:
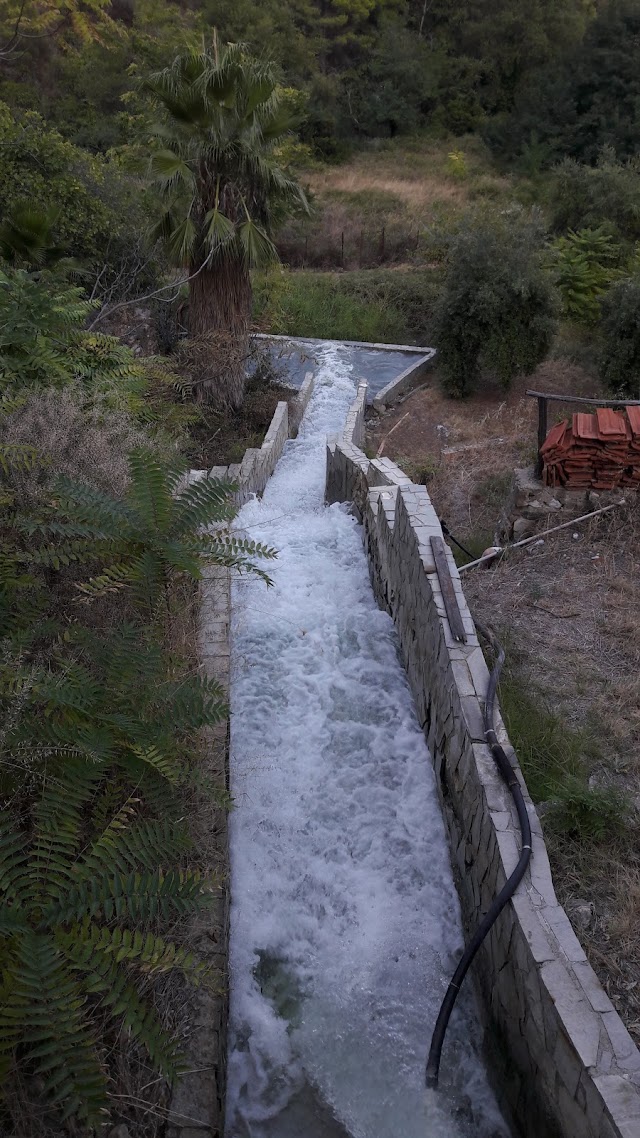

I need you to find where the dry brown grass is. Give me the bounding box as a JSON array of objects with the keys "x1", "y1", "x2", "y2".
[
  {"x1": 1, "y1": 384, "x2": 150, "y2": 505},
  {"x1": 305, "y1": 167, "x2": 469, "y2": 213},
  {"x1": 278, "y1": 135, "x2": 517, "y2": 269}
]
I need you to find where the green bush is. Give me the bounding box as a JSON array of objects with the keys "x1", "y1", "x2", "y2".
[
  {"x1": 599, "y1": 274, "x2": 640, "y2": 397},
  {"x1": 0, "y1": 439, "x2": 275, "y2": 1127},
  {"x1": 550, "y1": 226, "x2": 623, "y2": 324},
  {"x1": 0, "y1": 761, "x2": 209, "y2": 1127},
  {"x1": 549, "y1": 154, "x2": 640, "y2": 245},
  {"x1": 0, "y1": 269, "x2": 139, "y2": 393},
  {"x1": 433, "y1": 217, "x2": 558, "y2": 396},
  {"x1": 0, "y1": 102, "x2": 160, "y2": 297},
  {"x1": 0, "y1": 102, "x2": 115, "y2": 256}
]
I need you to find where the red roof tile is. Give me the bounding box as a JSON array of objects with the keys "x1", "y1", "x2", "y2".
[
  {"x1": 540, "y1": 420, "x2": 568, "y2": 454},
  {"x1": 573, "y1": 412, "x2": 599, "y2": 441},
  {"x1": 596, "y1": 408, "x2": 626, "y2": 439},
  {"x1": 627, "y1": 405, "x2": 640, "y2": 438}
]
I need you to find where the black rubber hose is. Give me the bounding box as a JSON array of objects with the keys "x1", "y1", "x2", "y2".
[
  {"x1": 425, "y1": 623, "x2": 532, "y2": 1090},
  {"x1": 440, "y1": 520, "x2": 476, "y2": 562}
]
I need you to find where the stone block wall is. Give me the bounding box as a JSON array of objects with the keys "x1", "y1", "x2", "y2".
[
  {"x1": 325, "y1": 389, "x2": 640, "y2": 1138},
  {"x1": 204, "y1": 373, "x2": 315, "y2": 508}
]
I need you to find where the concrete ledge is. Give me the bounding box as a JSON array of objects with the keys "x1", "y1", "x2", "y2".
[
  {"x1": 372, "y1": 347, "x2": 436, "y2": 411},
  {"x1": 325, "y1": 384, "x2": 640, "y2": 1138},
  {"x1": 254, "y1": 331, "x2": 430, "y2": 353}
]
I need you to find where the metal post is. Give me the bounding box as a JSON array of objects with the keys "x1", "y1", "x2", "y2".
[
  {"x1": 341, "y1": 230, "x2": 344, "y2": 268},
  {"x1": 536, "y1": 396, "x2": 548, "y2": 477}
]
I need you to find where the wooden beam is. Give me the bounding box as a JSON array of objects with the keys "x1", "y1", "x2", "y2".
[
  {"x1": 431, "y1": 537, "x2": 467, "y2": 643},
  {"x1": 536, "y1": 396, "x2": 548, "y2": 477},
  {"x1": 526, "y1": 390, "x2": 640, "y2": 407}
]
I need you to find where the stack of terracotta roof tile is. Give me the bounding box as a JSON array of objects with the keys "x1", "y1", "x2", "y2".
[{"x1": 541, "y1": 406, "x2": 640, "y2": 490}]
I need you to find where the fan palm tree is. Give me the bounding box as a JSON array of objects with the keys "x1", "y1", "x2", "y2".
[{"x1": 146, "y1": 40, "x2": 307, "y2": 407}]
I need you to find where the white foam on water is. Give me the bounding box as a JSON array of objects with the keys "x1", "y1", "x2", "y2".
[{"x1": 225, "y1": 345, "x2": 510, "y2": 1138}]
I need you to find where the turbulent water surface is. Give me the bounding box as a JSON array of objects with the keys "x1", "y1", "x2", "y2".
[
  {"x1": 226, "y1": 346, "x2": 510, "y2": 1138},
  {"x1": 262, "y1": 337, "x2": 424, "y2": 400}
]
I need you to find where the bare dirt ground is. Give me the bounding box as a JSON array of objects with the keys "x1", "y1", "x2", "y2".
[{"x1": 366, "y1": 361, "x2": 640, "y2": 1045}]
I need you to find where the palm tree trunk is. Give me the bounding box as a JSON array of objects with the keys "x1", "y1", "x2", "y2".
[{"x1": 188, "y1": 254, "x2": 252, "y2": 409}]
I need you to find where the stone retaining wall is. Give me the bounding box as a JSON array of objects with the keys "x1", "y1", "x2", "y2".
[
  {"x1": 499, "y1": 466, "x2": 627, "y2": 543},
  {"x1": 168, "y1": 374, "x2": 315, "y2": 1138},
  {"x1": 205, "y1": 373, "x2": 314, "y2": 506},
  {"x1": 326, "y1": 386, "x2": 640, "y2": 1138}
]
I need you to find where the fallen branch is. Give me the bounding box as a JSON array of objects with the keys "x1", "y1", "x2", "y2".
[
  {"x1": 458, "y1": 500, "x2": 625, "y2": 574},
  {"x1": 375, "y1": 410, "x2": 410, "y2": 457}
]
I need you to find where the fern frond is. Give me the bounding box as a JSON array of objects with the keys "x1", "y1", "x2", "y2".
[
  {"x1": 62, "y1": 941, "x2": 183, "y2": 1077},
  {"x1": 82, "y1": 813, "x2": 191, "y2": 876},
  {"x1": 158, "y1": 674, "x2": 226, "y2": 731},
  {"x1": 30, "y1": 759, "x2": 103, "y2": 899},
  {"x1": 62, "y1": 922, "x2": 204, "y2": 980},
  {"x1": 126, "y1": 743, "x2": 182, "y2": 783},
  {"x1": 173, "y1": 477, "x2": 236, "y2": 535},
  {"x1": 52, "y1": 475, "x2": 136, "y2": 535},
  {"x1": 75, "y1": 562, "x2": 133, "y2": 599},
  {"x1": 47, "y1": 868, "x2": 211, "y2": 925},
  {"x1": 127, "y1": 448, "x2": 181, "y2": 534},
  {"x1": 19, "y1": 539, "x2": 114, "y2": 570},
  {"x1": 0, "y1": 813, "x2": 30, "y2": 905},
  {"x1": 0, "y1": 443, "x2": 39, "y2": 475},
  {"x1": 0, "y1": 933, "x2": 108, "y2": 1124}
]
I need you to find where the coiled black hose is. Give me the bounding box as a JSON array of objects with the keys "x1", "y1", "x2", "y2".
[{"x1": 425, "y1": 623, "x2": 532, "y2": 1089}]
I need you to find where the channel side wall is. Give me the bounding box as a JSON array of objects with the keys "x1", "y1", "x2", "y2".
[
  {"x1": 167, "y1": 374, "x2": 315, "y2": 1138},
  {"x1": 325, "y1": 382, "x2": 640, "y2": 1138}
]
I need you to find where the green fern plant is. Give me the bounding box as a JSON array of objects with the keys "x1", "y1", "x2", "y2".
[
  {"x1": 48, "y1": 448, "x2": 277, "y2": 616},
  {"x1": 0, "y1": 758, "x2": 212, "y2": 1126},
  {"x1": 1, "y1": 624, "x2": 228, "y2": 788},
  {"x1": 549, "y1": 226, "x2": 622, "y2": 324},
  {"x1": 0, "y1": 267, "x2": 142, "y2": 395}
]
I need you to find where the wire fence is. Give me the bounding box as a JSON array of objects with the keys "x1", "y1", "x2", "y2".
[{"x1": 276, "y1": 226, "x2": 425, "y2": 271}]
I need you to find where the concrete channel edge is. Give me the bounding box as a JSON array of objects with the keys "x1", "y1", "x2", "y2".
[{"x1": 325, "y1": 380, "x2": 640, "y2": 1138}]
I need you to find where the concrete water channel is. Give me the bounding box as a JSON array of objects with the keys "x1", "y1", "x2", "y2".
[{"x1": 225, "y1": 345, "x2": 510, "y2": 1138}]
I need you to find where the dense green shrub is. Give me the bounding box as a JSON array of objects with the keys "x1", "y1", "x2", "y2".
[
  {"x1": 0, "y1": 102, "x2": 117, "y2": 255},
  {"x1": 548, "y1": 154, "x2": 640, "y2": 245},
  {"x1": 433, "y1": 217, "x2": 558, "y2": 396},
  {"x1": 0, "y1": 268, "x2": 141, "y2": 393},
  {"x1": 0, "y1": 761, "x2": 209, "y2": 1126},
  {"x1": 599, "y1": 275, "x2": 640, "y2": 397},
  {"x1": 0, "y1": 102, "x2": 160, "y2": 297}
]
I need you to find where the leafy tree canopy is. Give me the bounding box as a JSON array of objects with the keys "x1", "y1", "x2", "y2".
[{"x1": 0, "y1": 0, "x2": 115, "y2": 59}]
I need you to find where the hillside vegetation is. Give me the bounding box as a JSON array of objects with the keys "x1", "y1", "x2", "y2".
[{"x1": 1, "y1": 0, "x2": 640, "y2": 1130}]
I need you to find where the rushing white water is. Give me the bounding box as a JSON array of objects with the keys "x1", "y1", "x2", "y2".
[{"x1": 226, "y1": 346, "x2": 510, "y2": 1138}]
